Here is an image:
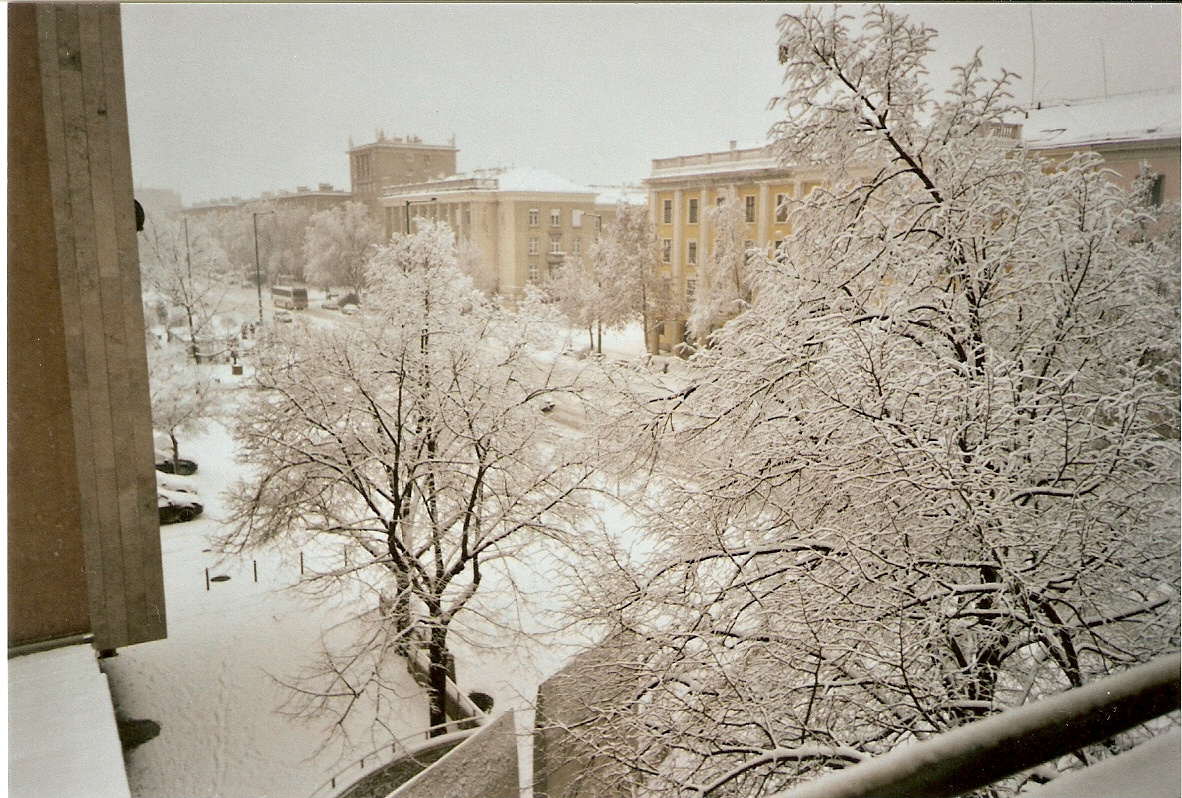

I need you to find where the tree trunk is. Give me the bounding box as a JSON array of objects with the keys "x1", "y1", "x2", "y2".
[
  {"x1": 169, "y1": 432, "x2": 181, "y2": 474},
  {"x1": 427, "y1": 623, "x2": 451, "y2": 736}
]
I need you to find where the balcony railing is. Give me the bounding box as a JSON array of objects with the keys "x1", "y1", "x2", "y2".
[{"x1": 771, "y1": 653, "x2": 1180, "y2": 798}]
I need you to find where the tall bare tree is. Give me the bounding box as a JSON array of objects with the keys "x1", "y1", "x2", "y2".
[{"x1": 224, "y1": 222, "x2": 598, "y2": 737}]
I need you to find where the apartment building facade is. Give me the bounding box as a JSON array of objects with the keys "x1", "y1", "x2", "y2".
[
  {"x1": 644, "y1": 142, "x2": 827, "y2": 354},
  {"x1": 646, "y1": 95, "x2": 1180, "y2": 355},
  {"x1": 381, "y1": 168, "x2": 616, "y2": 303},
  {"x1": 349, "y1": 132, "x2": 459, "y2": 224}
]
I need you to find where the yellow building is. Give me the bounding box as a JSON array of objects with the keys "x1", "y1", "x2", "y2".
[
  {"x1": 647, "y1": 94, "x2": 1180, "y2": 354},
  {"x1": 644, "y1": 142, "x2": 828, "y2": 353},
  {"x1": 381, "y1": 168, "x2": 618, "y2": 303}
]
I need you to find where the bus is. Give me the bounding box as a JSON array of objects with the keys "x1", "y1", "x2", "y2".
[{"x1": 271, "y1": 284, "x2": 308, "y2": 310}]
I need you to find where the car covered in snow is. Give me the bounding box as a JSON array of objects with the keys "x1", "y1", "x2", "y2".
[
  {"x1": 155, "y1": 450, "x2": 198, "y2": 476},
  {"x1": 274, "y1": 309, "x2": 293, "y2": 323},
  {"x1": 158, "y1": 487, "x2": 203, "y2": 524}
]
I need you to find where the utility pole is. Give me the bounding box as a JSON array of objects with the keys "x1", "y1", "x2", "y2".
[{"x1": 252, "y1": 210, "x2": 273, "y2": 325}]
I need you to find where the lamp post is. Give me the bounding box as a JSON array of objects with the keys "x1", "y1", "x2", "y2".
[
  {"x1": 403, "y1": 197, "x2": 438, "y2": 235},
  {"x1": 252, "y1": 210, "x2": 273, "y2": 325}
]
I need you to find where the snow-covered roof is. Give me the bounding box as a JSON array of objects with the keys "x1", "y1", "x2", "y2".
[
  {"x1": 1020, "y1": 90, "x2": 1181, "y2": 149},
  {"x1": 492, "y1": 167, "x2": 593, "y2": 195},
  {"x1": 592, "y1": 184, "x2": 648, "y2": 206},
  {"x1": 384, "y1": 167, "x2": 598, "y2": 199}
]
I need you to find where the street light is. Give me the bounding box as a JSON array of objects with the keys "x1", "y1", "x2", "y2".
[
  {"x1": 403, "y1": 197, "x2": 437, "y2": 235},
  {"x1": 252, "y1": 210, "x2": 274, "y2": 325}
]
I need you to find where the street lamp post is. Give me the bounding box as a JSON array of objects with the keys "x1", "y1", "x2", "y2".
[{"x1": 252, "y1": 211, "x2": 273, "y2": 325}]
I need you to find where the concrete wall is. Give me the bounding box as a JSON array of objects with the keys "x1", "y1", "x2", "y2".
[
  {"x1": 389, "y1": 711, "x2": 519, "y2": 798},
  {"x1": 8, "y1": 3, "x2": 166, "y2": 652}
]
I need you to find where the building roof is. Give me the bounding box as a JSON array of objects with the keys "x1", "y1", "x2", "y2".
[
  {"x1": 591, "y1": 184, "x2": 648, "y2": 206},
  {"x1": 383, "y1": 167, "x2": 599, "y2": 200},
  {"x1": 1020, "y1": 90, "x2": 1181, "y2": 149}
]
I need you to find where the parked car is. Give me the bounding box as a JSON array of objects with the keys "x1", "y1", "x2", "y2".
[
  {"x1": 158, "y1": 488, "x2": 203, "y2": 524},
  {"x1": 321, "y1": 298, "x2": 340, "y2": 310},
  {"x1": 274, "y1": 309, "x2": 293, "y2": 323},
  {"x1": 155, "y1": 451, "x2": 198, "y2": 476},
  {"x1": 339, "y1": 304, "x2": 358, "y2": 316},
  {"x1": 156, "y1": 471, "x2": 197, "y2": 495}
]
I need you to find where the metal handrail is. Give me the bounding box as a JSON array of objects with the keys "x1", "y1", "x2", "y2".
[
  {"x1": 307, "y1": 722, "x2": 479, "y2": 798},
  {"x1": 771, "y1": 653, "x2": 1181, "y2": 798}
]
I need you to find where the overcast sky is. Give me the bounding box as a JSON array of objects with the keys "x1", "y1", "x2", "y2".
[{"x1": 121, "y1": 3, "x2": 1180, "y2": 207}]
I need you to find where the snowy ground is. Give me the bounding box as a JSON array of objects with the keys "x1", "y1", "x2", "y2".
[{"x1": 101, "y1": 320, "x2": 658, "y2": 798}]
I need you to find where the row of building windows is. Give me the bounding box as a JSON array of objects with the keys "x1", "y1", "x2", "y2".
[
  {"x1": 527, "y1": 235, "x2": 583, "y2": 256},
  {"x1": 661, "y1": 238, "x2": 772, "y2": 265},
  {"x1": 659, "y1": 193, "x2": 793, "y2": 226},
  {"x1": 527, "y1": 208, "x2": 600, "y2": 228}
]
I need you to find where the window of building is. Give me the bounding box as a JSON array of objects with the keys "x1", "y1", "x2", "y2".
[
  {"x1": 528, "y1": 236, "x2": 539, "y2": 255},
  {"x1": 550, "y1": 233, "x2": 562, "y2": 254},
  {"x1": 528, "y1": 262, "x2": 540, "y2": 283},
  {"x1": 571, "y1": 237, "x2": 581, "y2": 255},
  {"x1": 572, "y1": 209, "x2": 583, "y2": 228},
  {"x1": 551, "y1": 209, "x2": 561, "y2": 226},
  {"x1": 717, "y1": 196, "x2": 726, "y2": 207},
  {"x1": 529, "y1": 209, "x2": 539, "y2": 226},
  {"x1": 465, "y1": 208, "x2": 472, "y2": 226},
  {"x1": 1148, "y1": 174, "x2": 1165, "y2": 207},
  {"x1": 661, "y1": 239, "x2": 672, "y2": 263},
  {"x1": 662, "y1": 199, "x2": 673, "y2": 225},
  {"x1": 775, "y1": 193, "x2": 789, "y2": 223},
  {"x1": 745, "y1": 195, "x2": 756, "y2": 223},
  {"x1": 406, "y1": 153, "x2": 414, "y2": 163},
  {"x1": 688, "y1": 198, "x2": 699, "y2": 224},
  {"x1": 685, "y1": 278, "x2": 696, "y2": 301},
  {"x1": 687, "y1": 240, "x2": 698, "y2": 264}
]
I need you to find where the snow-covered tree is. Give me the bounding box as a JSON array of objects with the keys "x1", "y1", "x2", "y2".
[
  {"x1": 687, "y1": 193, "x2": 754, "y2": 342},
  {"x1": 547, "y1": 254, "x2": 603, "y2": 351},
  {"x1": 253, "y1": 202, "x2": 314, "y2": 284},
  {"x1": 147, "y1": 341, "x2": 223, "y2": 470},
  {"x1": 589, "y1": 203, "x2": 660, "y2": 354},
  {"x1": 303, "y1": 201, "x2": 384, "y2": 295},
  {"x1": 557, "y1": 6, "x2": 1181, "y2": 796},
  {"x1": 224, "y1": 222, "x2": 597, "y2": 737},
  {"x1": 139, "y1": 215, "x2": 232, "y2": 358}
]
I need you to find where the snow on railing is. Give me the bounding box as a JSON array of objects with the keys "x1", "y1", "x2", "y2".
[
  {"x1": 770, "y1": 653, "x2": 1181, "y2": 798},
  {"x1": 306, "y1": 723, "x2": 478, "y2": 798},
  {"x1": 307, "y1": 623, "x2": 490, "y2": 798}
]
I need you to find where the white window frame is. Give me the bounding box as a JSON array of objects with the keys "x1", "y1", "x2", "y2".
[
  {"x1": 529, "y1": 209, "x2": 539, "y2": 227},
  {"x1": 528, "y1": 236, "x2": 539, "y2": 255},
  {"x1": 745, "y1": 195, "x2": 756, "y2": 223},
  {"x1": 662, "y1": 199, "x2": 672, "y2": 225},
  {"x1": 688, "y1": 198, "x2": 699, "y2": 224},
  {"x1": 549, "y1": 233, "x2": 562, "y2": 254},
  {"x1": 687, "y1": 240, "x2": 698, "y2": 264},
  {"x1": 550, "y1": 209, "x2": 561, "y2": 227},
  {"x1": 661, "y1": 238, "x2": 672, "y2": 263},
  {"x1": 775, "y1": 193, "x2": 788, "y2": 223}
]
